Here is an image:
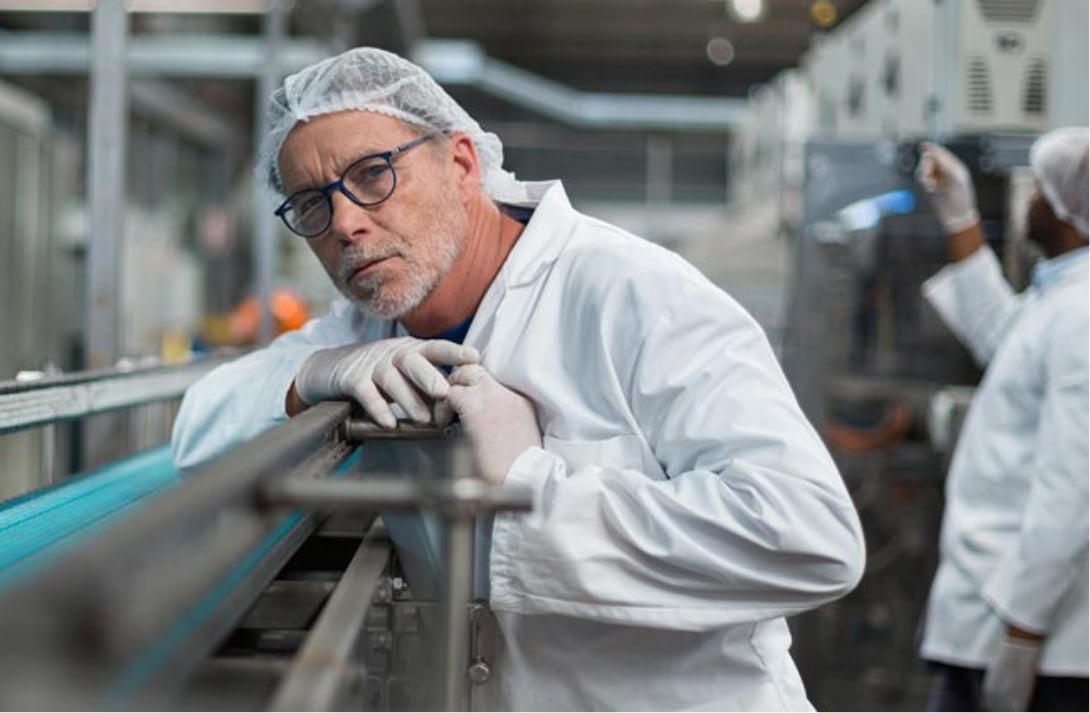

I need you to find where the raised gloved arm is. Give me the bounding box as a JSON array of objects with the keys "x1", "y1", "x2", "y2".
[
  {"x1": 916, "y1": 142, "x2": 980, "y2": 232},
  {"x1": 916, "y1": 142, "x2": 986, "y2": 262},
  {"x1": 292, "y1": 337, "x2": 480, "y2": 427}
]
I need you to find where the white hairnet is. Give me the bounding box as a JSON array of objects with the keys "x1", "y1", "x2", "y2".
[
  {"x1": 257, "y1": 47, "x2": 524, "y2": 202},
  {"x1": 1030, "y1": 127, "x2": 1089, "y2": 238}
]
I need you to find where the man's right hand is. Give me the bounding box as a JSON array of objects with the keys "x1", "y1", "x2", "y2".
[
  {"x1": 292, "y1": 337, "x2": 480, "y2": 428},
  {"x1": 916, "y1": 142, "x2": 980, "y2": 233}
]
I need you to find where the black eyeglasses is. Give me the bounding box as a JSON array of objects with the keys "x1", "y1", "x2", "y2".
[{"x1": 274, "y1": 133, "x2": 438, "y2": 238}]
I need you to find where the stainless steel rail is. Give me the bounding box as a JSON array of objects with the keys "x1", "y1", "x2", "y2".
[
  {"x1": 269, "y1": 532, "x2": 393, "y2": 711},
  {"x1": 0, "y1": 400, "x2": 533, "y2": 711},
  {"x1": 0, "y1": 401, "x2": 354, "y2": 709},
  {"x1": 0, "y1": 354, "x2": 235, "y2": 436}
]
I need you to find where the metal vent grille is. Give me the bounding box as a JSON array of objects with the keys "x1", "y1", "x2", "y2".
[
  {"x1": 966, "y1": 56, "x2": 993, "y2": 114},
  {"x1": 846, "y1": 77, "x2": 865, "y2": 117},
  {"x1": 976, "y1": 0, "x2": 1040, "y2": 23},
  {"x1": 882, "y1": 54, "x2": 900, "y2": 97},
  {"x1": 1023, "y1": 56, "x2": 1047, "y2": 114}
]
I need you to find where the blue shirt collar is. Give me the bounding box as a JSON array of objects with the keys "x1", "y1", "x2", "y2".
[{"x1": 1031, "y1": 246, "x2": 1089, "y2": 293}]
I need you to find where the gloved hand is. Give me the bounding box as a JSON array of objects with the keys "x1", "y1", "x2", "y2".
[
  {"x1": 295, "y1": 337, "x2": 479, "y2": 428},
  {"x1": 916, "y1": 142, "x2": 980, "y2": 233},
  {"x1": 445, "y1": 364, "x2": 542, "y2": 484},
  {"x1": 982, "y1": 634, "x2": 1042, "y2": 711}
]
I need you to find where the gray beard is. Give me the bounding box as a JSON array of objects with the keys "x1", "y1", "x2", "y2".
[{"x1": 338, "y1": 230, "x2": 464, "y2": 319}]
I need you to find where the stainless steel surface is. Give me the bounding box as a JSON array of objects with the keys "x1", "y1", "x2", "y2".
[
  {"x1": 238, "y1": 580, "x2": 338, "y2": 630},
  {"x1": 261, "y1": 476, "x2": 534, "y2": 515},
  {"x1": 438, "y1": 510, "x2": 473, "y2": 711},
  {"x1": 0, "y1": 358, "x2": 230, "y2": 436},
  {"x1": 81, "y1": 0, "x2": 128, "y2": 469},
  {"x1": 255, "y1": 0, "x2": 286, "y2": 345},
  {"x1": 85, "y1": 0, "x2": 126, "y2": 370},
  {"x1": 466, "y1": 602, "x2": 492, "y2": 686},
  {"x1": 0, "y1": 401, "x2": 354, "y2": 709},
  {"x1": 0, "y1": 398, "x2": 534, "y2": 708},
  {"x1": 270, "y1": 534, "x2": 393, "y2": 711},
  {"x1": 345, "y1": 418, "x2": 459, "y2": 442},
  {"x1": 0, "y1": 30, "x2": 333, "y2": 78}
]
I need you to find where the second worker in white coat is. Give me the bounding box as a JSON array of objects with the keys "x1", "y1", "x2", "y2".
[
  {"x1": 172, "y1": 47, "x2": 865, "y2": 711},
  {"x1": 915, "y1": 131, "x2": 1089, "y2": 712}
]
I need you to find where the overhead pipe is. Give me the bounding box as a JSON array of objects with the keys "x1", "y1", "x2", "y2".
[{"x1": 414, "y1": 39, "x2": 744, "y2": 131}]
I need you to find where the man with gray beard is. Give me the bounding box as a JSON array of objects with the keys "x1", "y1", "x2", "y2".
[{"x1": 172, "y1": 47, "x2": 864, "y2": 711}]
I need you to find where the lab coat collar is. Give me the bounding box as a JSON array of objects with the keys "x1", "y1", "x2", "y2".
[
  {"x1": 494, "y1": 180, "x2": 579, "y2": 289},
  {"x1": 1030, "y1": 246, "x2": 1089, "y2": 294},
  {"x1": 386, "y1": 180, "x2": 577, "y2": 341}
]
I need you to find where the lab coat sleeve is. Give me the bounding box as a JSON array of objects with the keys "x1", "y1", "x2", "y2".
[
  {"x1": 921, "y1": 247, "x2": 1024, "y2": 366},
  {"x1": 981, "y1": 305, "x2": 1090, "y2": 633},
  {"x1": 170, "y1": 309, "x2": 356, "y2": 473},
  {"x1": 489, "y1": 279, "x2": 866, "y2": 631}
]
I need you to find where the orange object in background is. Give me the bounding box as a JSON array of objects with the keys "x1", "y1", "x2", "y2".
[{"x1": 229, "y1": 289, "x2": 311, "y2": 345}]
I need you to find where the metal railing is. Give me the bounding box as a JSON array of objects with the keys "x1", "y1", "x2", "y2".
[
  {"x1": 0, "y1": 394, "x2": 531, "y2": 710},
  {"x1": 0, "y1": 355, "x2": 235, "y2": 437}
]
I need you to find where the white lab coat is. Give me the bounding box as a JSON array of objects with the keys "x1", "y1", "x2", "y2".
[
  {"x1": 173, "y1": 181, "x2": 865, "y2": 710},
  {"x1": 919, "y1": 247, "x2": 1089, "y2": 676}
]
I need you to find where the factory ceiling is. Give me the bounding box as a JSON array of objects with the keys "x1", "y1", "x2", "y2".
[{"x1": 413, "y1": 0, "x2": 869, "y2": 97}]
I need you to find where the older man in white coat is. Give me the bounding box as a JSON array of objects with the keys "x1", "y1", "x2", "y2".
[
  {"x1": 915, "y1": 130, "x2": 1089, "y2": 712},
  {"x1": 172, "y1": 47, "x2": 865, "y2": 711}
]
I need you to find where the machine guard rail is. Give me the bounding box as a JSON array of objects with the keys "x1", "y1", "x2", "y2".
[
  {"x1": 0, "y1": 353, "x2": 238, "y2": 436},
  {"x1": 0, "y1": 399, "x2": 531, "y2": 711}
]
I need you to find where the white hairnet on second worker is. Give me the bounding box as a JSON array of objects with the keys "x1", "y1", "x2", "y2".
[
  {"x1": 257, "y1": 47, "x2": 524, "y2": 202},
  {"x1": 1030, "y1": 127, "x2": 1089, "y2": 238}
]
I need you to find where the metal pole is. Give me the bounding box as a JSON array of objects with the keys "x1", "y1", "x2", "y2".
[
  {"x1": 439, "y1": 505, "x2": 474, "y2": 711},
  {"x1": 86, "y1": 0, "x2": 128, "y2": 369},
  {"x1": 254, "y1": 0, "x2": 287, "y2": 345},
  {"x1": 82, "y1": 0, "x2": 129, "y2": 470}
]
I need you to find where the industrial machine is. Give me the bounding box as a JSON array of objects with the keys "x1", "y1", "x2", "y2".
[
  {"x1": 802, "y1": 0, "x2": 1083, "y2": 140},
  {"x1": 780, "y1": 133, "x2": 1037, "y2": 710},
  {"x1": 0, "y1": 362, "x2": 528, "y2": 711}
]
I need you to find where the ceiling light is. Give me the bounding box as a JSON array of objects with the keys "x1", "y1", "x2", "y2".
[
  {"x1": 706, "y1": 37, "x2": 735, "y2": 67},
  {"x1": 728, "y1": 0, "x2": 765, "y2": 23}
]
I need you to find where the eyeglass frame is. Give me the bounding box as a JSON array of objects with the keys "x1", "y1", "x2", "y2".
[{"x1": 274, "y1": 132, "x2": 441, "y2": 238}]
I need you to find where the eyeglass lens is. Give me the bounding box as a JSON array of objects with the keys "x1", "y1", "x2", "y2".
[{"x1": 282, "y1": 155, "x2": 396, "y2": 236}]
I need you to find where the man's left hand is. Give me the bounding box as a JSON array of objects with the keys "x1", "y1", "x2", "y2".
[
  {"x1": 446, "y1": 364, "x2": 542, "y2": 484},
  {"x1": 982, "y1": 630, "x2": 1043, "y2": 711}
]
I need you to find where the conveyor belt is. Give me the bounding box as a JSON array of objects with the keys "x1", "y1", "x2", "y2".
[{"x1": 0, "y1": 445, "x2": 178, "y2": 591}]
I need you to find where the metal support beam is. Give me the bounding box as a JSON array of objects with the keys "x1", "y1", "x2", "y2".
[
  {"x1": 0, "y1": 402, "x2": 355, "y2": 710},
  {"x1": 269, "y1": 535, "x2": 393, "y2": 711},
  {"x1": 415, "y1": 39, "x2": 743, "y2": 131},
  {"x1": 261, "y1": 477, "x2": 533, "y2": 514},
  {"x1": 254, "y1": 0, "x2": 287, "y2": 344},
  {"x1": 0, "y1": 356, "x2": 233, "y2": 436},
  {"x1": 0, "y1": 31, "x2": 332, "y2": 78},
  {"x1": 85, "y1": 0, "x2": 127, "y2": 369}
]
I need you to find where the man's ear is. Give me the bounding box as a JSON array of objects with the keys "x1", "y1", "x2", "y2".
[{"x1": 448, "y1": 132, "x2": 482, "y2": 203}]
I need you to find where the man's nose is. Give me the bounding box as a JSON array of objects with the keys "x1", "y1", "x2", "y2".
[{"x1": 328, "y1": 190, "x2": 376, "y2": 242}]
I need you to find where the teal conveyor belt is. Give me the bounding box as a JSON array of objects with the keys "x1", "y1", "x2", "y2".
[{"x1": 0, "y1": 445, "x2": 179, "y2": 591}]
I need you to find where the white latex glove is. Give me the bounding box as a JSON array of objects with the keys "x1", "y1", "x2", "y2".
[
  {"x1": 916, "y1": 142, "x2": 980, "y2": 233},
  {"x1": 982, "y1": 634, "x2": 1042, "y2": 712},
  {"x1": 295, "y1": 337, "x2": 479, "y2": 428},
  {"x1": 445, "y1": 364, "x2": 542, "y2": 484}
]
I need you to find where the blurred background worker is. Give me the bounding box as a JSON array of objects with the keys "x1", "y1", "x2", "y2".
[{"x1": 914, "y1": 130, "x2": 1089, "y2": 711}]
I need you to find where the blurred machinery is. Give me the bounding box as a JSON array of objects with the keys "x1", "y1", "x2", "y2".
[
  {"x1": 780, "y1": 135, "x2": 1037, "y2": 710},
  {"x1": 723, "y1": 2, "x2": 1088, "y2": 707},
  {"x1": 729, "y1": 0, "x2": 1088, "y2": 245}
]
